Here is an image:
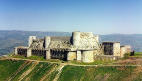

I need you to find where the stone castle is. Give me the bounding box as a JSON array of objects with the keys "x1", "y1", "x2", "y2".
[{"x1": 14, "y1": 31, "x2": 131, "y2": 63}]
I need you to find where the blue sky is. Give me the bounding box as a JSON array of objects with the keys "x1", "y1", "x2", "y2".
[{"x1": 0, "y1": 0, "x2": 142, "y2": 34}]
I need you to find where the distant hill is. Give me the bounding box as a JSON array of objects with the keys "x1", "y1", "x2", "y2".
[{"x1": 0, "y1": 30, "x2": 142, "y2": 55}]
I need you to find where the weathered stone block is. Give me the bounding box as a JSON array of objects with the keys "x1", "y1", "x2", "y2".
[
  {"x1": 45, "y1": 50, "x2": 51, "y2": 60},
  {"x1": 82, "y1": 51, "x2": 94, "y2": 63},
  {"x1": 120, "y1": 45, "x2": 131, "y2": 57},
  {"x1": 27, "y1": 49, "x2": 32, "y2": 57},
  {"x1": 67, "y1": 51, "x2": 76, "y2": 60},
  {"x1": 14, "y1": 47, "x2": 18, "y2": 55},
  {"x1": 76, "y1": 51, "x2": 81, "y2": 61},
  {"x1": 113, "y1": 43, "x2": 120, "y2": 56}
]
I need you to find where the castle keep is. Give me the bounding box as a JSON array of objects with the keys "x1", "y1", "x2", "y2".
[{"x1": 14, "y1": 31, "x2": 131, "y2": 63}]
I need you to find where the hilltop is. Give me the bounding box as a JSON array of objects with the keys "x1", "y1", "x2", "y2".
[{"x1": 1, "y1": 30, "x2": 142, "y2": 55}]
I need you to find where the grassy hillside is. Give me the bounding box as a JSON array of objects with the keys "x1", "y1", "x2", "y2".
[
  {"x1": 0, "y1": 60, "x2": 25, "y2": 81},
  {"x1": 0, "y1": 59, "x2": 142, "y2": 81},
  {"x1": 0, "y1": 59, "x2": 60, "y2": 81},
  {"x1": 59, "y1": 65, "x2": 137, "y2": 81}
]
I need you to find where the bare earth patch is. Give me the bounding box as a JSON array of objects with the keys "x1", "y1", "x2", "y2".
[
  {"x1": 122, "y1": 66, "x2": 142, "y2": 81},
  {"x1": 114, "y1": 58, "x2": 142, "y2": 65}
]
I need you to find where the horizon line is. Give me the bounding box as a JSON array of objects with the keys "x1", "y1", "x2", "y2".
[{"x1": 0, "y1": 29, "x2": 142, "y2": 35}]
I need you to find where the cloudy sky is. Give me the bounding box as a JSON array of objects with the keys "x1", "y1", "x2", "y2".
[{"x1": 0, "y1": 0, "x2": 142, "y2": 34}]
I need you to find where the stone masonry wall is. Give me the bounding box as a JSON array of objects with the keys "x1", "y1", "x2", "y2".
[
  {"x1": 113, "y1": 43, "x2": 120, "y2": 56},
  {"x1": 82, "y1": 51, "x2": 94, "y2": 63},
  {"x1": 120, "y1": 45, "x2": 131, "y2": 57},
  {"x1": 67, "y1": 51, "x2": 76, "y2": 61},
  {"x1": 72, "y1": 32, "x2": 99, "y2": 50},
  {"x1": 103, "y1": 42, "x2": 121, "y2": 57}
]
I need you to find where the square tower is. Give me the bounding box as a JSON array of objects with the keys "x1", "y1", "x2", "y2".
[{"x1": 103, "y1": 42, "x2": 120, "y2": 56}]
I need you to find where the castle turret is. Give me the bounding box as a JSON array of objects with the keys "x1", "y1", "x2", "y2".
[
  {"x1": 28, "y1": 36, "x2": 36, "y2": 47},
  {"x1": 72, "y1": 31, "x2": 80, "y2": 47},
  {"x1": 44, "y1": 36, "x2": 51, "y2": 49}
]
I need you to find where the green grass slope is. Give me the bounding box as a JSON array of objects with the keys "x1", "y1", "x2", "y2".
[
  {"x1": 1, "y1": 59, "x2": 142, "y2": 81},
  {"x1": 0, "y1": 60, "x2": 25, "y2": 81},
  {"x1": 0, "y1": 59, "x2": 59, "y2": 81},
  {"x1": 59, "y1": 65, "x2": 136, "y2": 81},
  {"x1": 21, "y1": 62, "x2": 59, "y2": 81}
]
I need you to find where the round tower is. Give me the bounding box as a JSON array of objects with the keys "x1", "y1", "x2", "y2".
[
  {"x1": 28, "y1": 36, "x2": 36, "y2": 47},
  {"x1": 44, "y1": 36, "x2": 51, "y2": 49},
  {"x1": 72, "y1": 31, "x2": 80, "y2": 47}
]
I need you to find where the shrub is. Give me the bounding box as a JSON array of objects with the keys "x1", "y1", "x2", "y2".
[{"x1": 124, "y1": 53, "x2": 130, "y2": 59}]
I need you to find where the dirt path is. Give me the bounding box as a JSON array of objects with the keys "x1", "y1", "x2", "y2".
[
  {"x1": 2, "y1": 57, "x2": 142, "y2": 67},
  {"x1": 18, "y1": 61, "x2": 39, "y2": 81},
  {"x1": 7, "y1": 61, "x2": 32, "y2": 81},
  {"x1": 40, "y1": 64, "x2": 58, "y2": 81},
  {"x1": 53, "y1": 64, "x2": 66, "y2": 81},
  {"x1": 114, "y1": 58, "x2": 142, "y2": 65},
  {"x1": 3, "y1": 57, "x2": 61, "y2": 64}
]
